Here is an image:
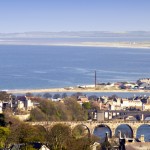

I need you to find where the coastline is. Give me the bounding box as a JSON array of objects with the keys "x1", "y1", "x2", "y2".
[
  {"x1": 1, "y1": 41, "x2": 150, "y2": 95},
  {"x1": 7, "y1": 88, "x2": 150, "y2": 94},
  {"x1": 0, "y1": 41, "x2": 150, "y2": 49}
]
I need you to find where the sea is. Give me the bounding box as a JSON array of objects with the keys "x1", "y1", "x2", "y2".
[
  {"x1": 0, "y1": 38, "x2": 150, "y2": 141},
  {"x1": 0, "y1": 43, "x2": 150, "y2": 91}
]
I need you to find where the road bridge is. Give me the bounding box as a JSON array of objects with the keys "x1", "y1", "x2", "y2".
[{"x1": 29, "y1": 120, "x2": 150, "y2": 139}]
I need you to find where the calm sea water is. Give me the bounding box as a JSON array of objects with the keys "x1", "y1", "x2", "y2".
[{"x1": 0, "y1": 45, "x2": 150, "y2": 90}]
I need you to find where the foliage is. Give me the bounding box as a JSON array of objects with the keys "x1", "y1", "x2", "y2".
[
  {"x1": 0, "y1": 127, "x2": 10, "y2": 148},
  {"x1": 30, "y1": 107, "x2": 47, "y2": 121},
  {"x1": 47, "y1": 123, "x2": 98, "y2": 150},
  {"x1": 82, "y1": 102, "x2": 91, "y2": 109},
  {"x1": 0, "y1": 114, "x2": 6, "y2": 126},
  {"x1": 20, "y1": 144, "x2": 37, "y2": 150},
  {"x1": 101, "y1": 140, "x2": 112, "y2": 150},
  {"x1": 47, "y1": 124, "x2": 72, "y2": 150},
  {"x1": 90, "y1": 100, "x2": 100, "y2": 110},
  {"x1": 64, "y1": 98, "x2": 88, "y2": 121},
  {"x1": 30, "y1": 97, "x2": 88, "y2": 121},
  {"x1": 0, "y1": 91, "x2": 10, "y2": 102},
  {"x1": 53, "y1": 93, "x2": 61, "y2": 99},
  {"x1": 25, "y1": 92, "x2": 34, "y2": 97},
  {"x1": 67, "y1": 137, "x2": 91, "y2": 150},
  {"x1": 61, "y1": 93, "x2": 67, "y2": 98},
  {"x1": 71, "y1": 92, "x2": 84, "y2": 98},
  {"x1": 1, "y1": 113, "x2": 100, "y2": 150},
  {"x1": 72, "y1": 125, "x2": 88, "y2": 139},
  {"x1": 43, "y1": 93, "x2": 52, "y2": 99}
]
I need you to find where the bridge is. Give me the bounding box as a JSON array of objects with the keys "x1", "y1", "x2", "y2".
[
  {"x1": 29, "y1": 120, "x2": 150, "y2": 139},
  {"x1": 97, "y1": 110, "x2": 150, "y2": 121}
]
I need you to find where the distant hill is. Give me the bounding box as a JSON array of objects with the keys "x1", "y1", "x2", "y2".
[{"x1": 1, "y1": 31, "x2": 150, "y2": 38}]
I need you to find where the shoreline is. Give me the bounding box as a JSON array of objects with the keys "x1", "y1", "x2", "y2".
[
  {"x1": 0, "y1": 41, "x2": 150, "y2": 49},
  {"x1": 7, "y1": 88, "x2": 150, "y2": 94}
]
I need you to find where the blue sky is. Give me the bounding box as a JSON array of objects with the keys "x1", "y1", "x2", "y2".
[{"x1": 0, "y1": 0, "x2": 149, "y2": 33}]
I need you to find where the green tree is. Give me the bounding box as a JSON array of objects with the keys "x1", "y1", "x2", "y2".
[
  {"x1": 0, "y1": 114, "x2": 6, "y2": 126},
  {"x1": 64, "y1": 98, "x2": 88, "y2": 121},
  {"x1": 0, "y1": 91, "x2": 10, "y2": 102},
  {"x1": 61, "y1": 93, "x2": 67, "y2": 98},
  {"x1": 71, "y1": 92, "x2": 83, "y2": 98},
  {"x1": 0, "y1": 127, "x2": 10, "y2": 148},
  {"x1": 43, "y1": 93, "x2": 52, "y2": 99},
  {"x1": 72, "y1": 125, "x2": 88, "y2": 139},
  {"x1": 30, "y1": 107, "x2": 47, "y2": 121},
  {"x1": 47, "y1": 124, "x2": 72, "y2": 150},
  {"x1": 25, "y1": 92, "x2": 34, "y2": 97},
  {"x1": 53, "y1": 93, "x2": 61, "y2": 99},
  {"x1": 82, "y1": 102, "x2": 91, "y2": 109}
]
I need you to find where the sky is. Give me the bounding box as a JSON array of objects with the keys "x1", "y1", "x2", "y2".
[{"x1": 0, "y1": 0, "x2": 150, "y2": 33}]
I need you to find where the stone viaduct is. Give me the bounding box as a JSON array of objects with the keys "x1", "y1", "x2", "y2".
[{"x1": 30, "y1": 121, "x2": 150, "y2": 139}]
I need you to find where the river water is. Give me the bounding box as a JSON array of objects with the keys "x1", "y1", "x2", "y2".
[{"x1": 93, "y1": 124, "x2": 150, "y2": 142}]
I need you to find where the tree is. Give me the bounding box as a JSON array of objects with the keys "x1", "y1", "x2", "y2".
[
  {"x1": 47, "y1": 124, "x2": 72, "y2": 150},
  {"x1": 0, "y1": 114, "x2": 6, "y2": 126},
  {"x1": 0, "y1": 127, "x2": 10, "y2": 148},
  {"x1": 53, "y1": 93, "x2": 61, "y2": 99},
  {"x1": 64, "y1": 98, "x2": 88, "y2": 121},
  {"x1": 30, "y1": 107, "x2": 47, "y2": 121},
  {"x1": 13, "y1": 123, "x2": 44, "y2": 144},
  {"x1": 0, "y1": 91, "x2": 10, "y2": 102},
  {"x1": 25, "y1": 92, "x2": 34, "y2": 97},
  {"x1": 71, "y1": 92, "x2": 83, "y2": 98},
  {"x1": 82, "y1": 102, "x2": 91, "y2": 109},
  {"x1": 61, "y1": 93, "x2": 67, "y2": 99},
  {"x1": 43, "y1": 93, "x2": 52, "y2": 99},
  {"x1": 72, "y1": 125, "x2": 88, "y2": 139}
]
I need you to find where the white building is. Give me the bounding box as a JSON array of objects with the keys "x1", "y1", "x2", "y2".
[
  {"x1": 121, "y1": 99, "x2": 142, "y2": 109},
  {"x1": 0, "y1": 101, "x2": 2, "y2": 113}
]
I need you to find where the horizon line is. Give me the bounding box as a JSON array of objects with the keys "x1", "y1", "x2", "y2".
[{"x1": 1, "y1": 30, "x2": 150, "y2": 34}]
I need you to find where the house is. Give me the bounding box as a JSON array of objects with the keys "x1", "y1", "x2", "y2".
[
  {"x1": 137, "y1": 78, "x2": 150, "y2": 84},
  {"x1": 32, "y1": 143, "x2": 50, "y2": 150},
  {"x1": 121, "y1": 98, "x2": 142, "y2": 110},
  {"x1": 139, "y1": 83, "x2": 150, "y2": 90},
  {"x1": 143, "y1": 103, "x2": 150, "y2": 111},
  {"x1": 16, "y1": 96, "x2": 34, "y2": 111},
  {"x1": 77, "y1": 96, "x2": 89, "y2": 105},
  {"x1": 10, "y1": 143, "x2": 50, "y2": 150},
  {"x1": 0, "y1": 101, "x2": 2, "y2": 113}
]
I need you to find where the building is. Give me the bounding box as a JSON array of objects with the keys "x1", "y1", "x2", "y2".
[
  {"x1": 16, "y1": 96, "x2": 34, "y2": 111},
  {"x1": 77, "y1": 96, "x2": 89, "y2": 105},
  {"x1": 121, "y1": 99, "x2": 142, "y2": 110},
  {"x1": 0, "y1": 101, "x2": 2, "y2": 113}
]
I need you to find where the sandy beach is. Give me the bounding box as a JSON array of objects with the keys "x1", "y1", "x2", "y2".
[
  {"x1": 46, "y1": 41, "x2": 150, "y2": 49},
  {"x1": 7, "y1": 88, "x2": 150, "y2": 94},
  {"x1": 1, "y1": 41, "x2": 150, "y2": 49}
]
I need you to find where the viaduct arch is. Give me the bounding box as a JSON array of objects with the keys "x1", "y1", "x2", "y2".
[{"x1": 30, "y1": 121, "x2": 150, "y2": 139}]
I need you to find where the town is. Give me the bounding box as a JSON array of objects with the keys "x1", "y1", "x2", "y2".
[{"x1": 0, "y1": 79, "x2": 150, "y2": 149}]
